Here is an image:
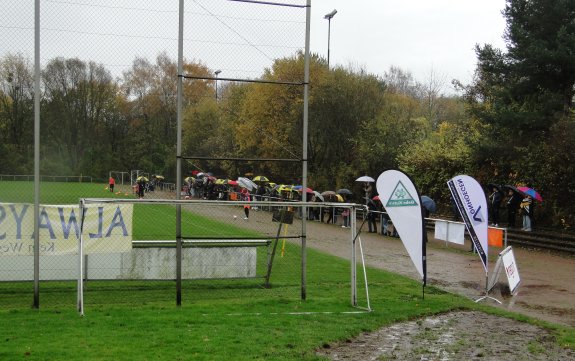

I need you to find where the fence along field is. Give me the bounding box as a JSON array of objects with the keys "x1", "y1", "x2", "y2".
[{"x1": 0, "y1": 181, "x2": 369, "y2": 312}]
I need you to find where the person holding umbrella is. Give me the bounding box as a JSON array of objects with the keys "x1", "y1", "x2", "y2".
[
  {"x1": 488, "y1": 184, "x2": 504, "y2": 226},
  {"x1": 505, "y1": 186, "x2": 523, "y2": 228},
  {"x1": 520, "y1": 195, "x2": 533, "y2": 231},
  {"x1": 240, "y1": 186, "x2": 251, "y2": 220},
  {"x1": 367, "y1": 198, "x2": 378, "y2": 233},
  {"x1": 136, "y1": 176, "x2": 148, "y2": 199}
]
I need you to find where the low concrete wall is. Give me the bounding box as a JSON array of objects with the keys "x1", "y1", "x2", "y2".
[{"x1": 0, "y1": 246, "x2": 258, "y2": 281}]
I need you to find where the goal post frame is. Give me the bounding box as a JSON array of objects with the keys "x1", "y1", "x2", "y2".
[{"x1": 76, "y1": 198, "x2": 370, "y2": 314}]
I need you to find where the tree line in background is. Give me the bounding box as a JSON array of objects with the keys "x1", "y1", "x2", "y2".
[{"x1": 0, "y1": 0, "x2": 573, "y2": 229}]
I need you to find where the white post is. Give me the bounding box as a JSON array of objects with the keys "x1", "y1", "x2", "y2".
[{"x1": 77, "y1": 199, "x2": 85, "y2": 316}]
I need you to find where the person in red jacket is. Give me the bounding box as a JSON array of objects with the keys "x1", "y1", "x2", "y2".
[
  {"x1": 109, "y1": 176, "x2": 115, "y2": 192},
  {"x1": 240, "y1": 187, "x2": 251, "y2": 220}
]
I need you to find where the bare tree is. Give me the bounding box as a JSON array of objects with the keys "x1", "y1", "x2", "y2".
[{"x1": 422, "y1": 66, "x2": 447, "y2": 129}]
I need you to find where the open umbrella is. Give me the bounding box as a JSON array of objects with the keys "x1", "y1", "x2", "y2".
[
  {"x1": 278, "y1": 184, "x2": 294, "y2": 193},
  {"x1": 320, "y1": 191, "x2": 337, "y2": 202},
  {"x1": 228, "y1": 180, "x2": 238, "y2": 186},
  {"x1": 503, "y1": 184, "x2": 522, "y2": 195},
  {"x1": 373, "y1": 195, "x2": 380, "y2": 201},
  {"x1": 238, "y1": 177, "x2": 258, "y2": 191},
  {"x1": 421, "y1": 195, "x2": 437, "y2": 213},
  {"x1": 337, "y1": 188, "x2": 353, "y2": 195},
  {"x1": 312, "y1": 191, "x2": 324, "y2": 201},
  {"x1": 294, "y1": 185, "x2": 313, "y2": 193},
  {"x1": 487, "y1": 183, "x2": 502, "y2": 192},
  {"x1": 136, "y1": 176, "x2": 149, "y2": 182},
  {"x1": 252, "y1": 175, "x2": 270, "y2": 183},
  {"x1": 503, "y1": 185, "x2": 526, "y2": 206},
  {"x1": 335, "y1": 194, "x2": 344, "y2": 202},
  {"x1": 517, "y1": 186, "x2": 543, "y2": 202},
  {"x1": 355, "y1": 175, "x2": 375, "y2": 183}
]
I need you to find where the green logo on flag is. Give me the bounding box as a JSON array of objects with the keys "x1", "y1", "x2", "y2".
[{"x1": 386, "y1": 181, "x2": 418, "y2": 207}]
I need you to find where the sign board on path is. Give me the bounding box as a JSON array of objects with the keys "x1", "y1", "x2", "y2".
[{"x1": 488, "y1": 246, "x2": 521, "y2": 294}]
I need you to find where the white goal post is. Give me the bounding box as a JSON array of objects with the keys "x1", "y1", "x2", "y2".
[
  {"x1": 108, "y1": 171, "x2": 130, "y2": 185},
  {"x1": 76, "y1": 198, "x2": 371, "y2": 315}
]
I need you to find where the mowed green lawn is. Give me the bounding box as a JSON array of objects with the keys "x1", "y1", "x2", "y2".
[
  {"x1": 0, "y1": 181, "x2": 573, "y2": 360},
  {"x1": 0, "y1": 180, "x2": 260, "y2": 239},
  {"x1": 0, "y1": 180, "x2": 120, "y2": 204}
]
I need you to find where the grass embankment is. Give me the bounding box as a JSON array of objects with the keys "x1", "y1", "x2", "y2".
[
  {"x1": 0, "y1": 181, "x2": 573, "y2": 359},
  {"x1": 0, "y1": 268, "x2": 470, "y2": 360}
]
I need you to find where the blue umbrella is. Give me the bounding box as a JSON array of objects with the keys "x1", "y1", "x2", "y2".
[
  {"x1": 421, "y1": 195, "x2": 436, "y2": 213},
  {"x1": 517, "y1": 186, "x2": 543, "y2": 202}
]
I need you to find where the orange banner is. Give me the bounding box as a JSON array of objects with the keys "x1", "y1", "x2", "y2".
[{"x1": 488, "y1": 228, "x2": 503, "y2": 247}]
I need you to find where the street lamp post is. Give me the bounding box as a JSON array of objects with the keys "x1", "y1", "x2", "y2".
[
  {"x1": 214, "y1": 69, "x2": 221, "y2": 101},
  {"x1": 324, "y1": 9, "x2": 337, "y2": 68}
]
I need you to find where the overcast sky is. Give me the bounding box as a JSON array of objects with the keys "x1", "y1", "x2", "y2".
[
  {"x1": 1, "y1": 0, "x2": 508, "y2": 93},
  {"x1": 309, "y1": 0, "x2": 508, "y2": 91}
]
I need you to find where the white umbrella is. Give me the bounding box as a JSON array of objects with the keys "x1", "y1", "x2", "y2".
[
  {"x1": 312, "y1": 190, "x2": 324, "y2": 201},
  {"x1": 355, "y1": 175, "x2": 375, "y2": 183},
  {"x1": 356, "y1": 175, "x2": 375, "y2": 209},
  {"x1": 237, "y1": 177, "x2": 258, "y2": 191}
]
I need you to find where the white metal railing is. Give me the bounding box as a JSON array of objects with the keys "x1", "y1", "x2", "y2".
[{"x1": 0, "y1": 174, "x2": 93, "y2": 182}]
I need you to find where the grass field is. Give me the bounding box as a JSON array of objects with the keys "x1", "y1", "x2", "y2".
[{"x1": 1, "y1": 181, "x2": 573, "y2": 359}]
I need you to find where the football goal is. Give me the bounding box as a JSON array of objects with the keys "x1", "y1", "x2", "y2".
[{"x1": 76, "y1": 198, "x2": 371, "y2": 314}]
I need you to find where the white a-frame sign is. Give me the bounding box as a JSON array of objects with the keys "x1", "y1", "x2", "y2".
[{"x1": 488, "y1": 246, "x2": 521, "y2": 295}]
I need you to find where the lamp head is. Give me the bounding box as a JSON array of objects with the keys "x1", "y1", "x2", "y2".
[
  {"x1": 215, "y1": 70, "x2": 222, "y2": 76},
  {"x1": 324, "y1": 9, "x2": 337, "y2": 20}
]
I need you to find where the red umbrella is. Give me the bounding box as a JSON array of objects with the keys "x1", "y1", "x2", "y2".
[
  {"x1": 517, "y1": 186, "x2": 543, "y2": 202},
  {"x1": 294, "y1": 185, "x2": 313, "y2": 193}
]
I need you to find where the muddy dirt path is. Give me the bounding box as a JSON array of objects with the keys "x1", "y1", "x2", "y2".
[
  {"x1": 291, "y1": 216, "x2": 575, "y2": 360},
  {"x1": 174, "y1": 199, "x2": 575, "y2": 327},
  {"x1": 316, "y1": 310, "x2": 575, "y2": 360},
  {"x1": 304, "y1": 219, "x2": 575, "y2": 327},
  {"x1": 149, "y1": 195, "x2": 575, "y2": 359}
]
